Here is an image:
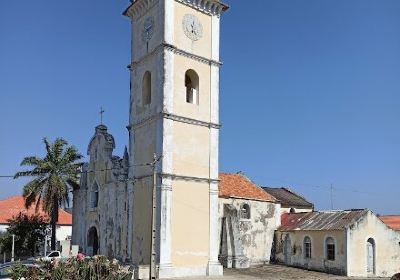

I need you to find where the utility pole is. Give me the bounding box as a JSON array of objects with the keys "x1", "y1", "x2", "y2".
[
  {"x1": 11, "y1": 234, "x2": 15, "y2": 262},
  {"x1": 149, "y1": 153, "x2": 159, "y2": 280},
  {"x1": 44, "y1": 235, "x2": 48, "y2": 257},
  {"x1": 330, "y1": 184, "x2": 334, "y2": 210}
]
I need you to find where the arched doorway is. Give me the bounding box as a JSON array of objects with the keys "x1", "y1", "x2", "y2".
[
  {"x1": 284, "y1": 235, "x2": 292, "y2": 265},
  {"x1": 87, "y1": 227, "x2": 99, "y2": 256},
  {"x1": 367, "y1": 238, "x2": 375, "y2": 275}
]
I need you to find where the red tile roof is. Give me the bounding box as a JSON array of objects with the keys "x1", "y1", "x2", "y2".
[
  {"x1": 379, "y1": 216, "x2": 400, "y2": 231},
  {"x1": 219, "y1": 173, "x2": 276, "y2": 202},
  {"x1": 0, "y1": 196, "x2": 72, "y2": 226}
]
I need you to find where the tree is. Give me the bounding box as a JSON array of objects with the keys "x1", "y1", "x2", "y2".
[
  {"x1": 14, "y1": 138, "x2": 83, "y2": 250},
  {"x1": 0, "y1": 213, "x2": 48, "y2": 257}
]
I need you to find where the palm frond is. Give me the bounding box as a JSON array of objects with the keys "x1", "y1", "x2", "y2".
[
  {"x1": 53, "y1": 138, "x2": 68, "y2": 161},
  {"x1": 20, "y1": 156, "x2": 43, "y2": 167}
]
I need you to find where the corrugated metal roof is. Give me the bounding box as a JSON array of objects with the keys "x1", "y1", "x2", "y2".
[
  {"x1": 262, "y1": 187, "x2": 314, "y2": 209},
  {"x1": 279, "y1": 209, "x2": 368, "y2": 231}
]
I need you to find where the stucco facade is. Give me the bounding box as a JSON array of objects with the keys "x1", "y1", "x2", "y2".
[
  {"x1": 73, "y1": 0, "x2": 228, "y2": 278},
  {"x1": 275, "y1": 210, "x2": 400, "y2": 277},
  {"x1": 219, "y1": 198, "x2": 280, "y2": 266},
  {"x1": 124, "y1": 0, "x2": 227, "y2": 277},
  {"x1": 72, "y1": 125, "x2": 130, "y2": 260}
]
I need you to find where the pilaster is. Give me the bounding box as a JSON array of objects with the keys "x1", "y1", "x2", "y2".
[
  {"x1": 207, "y1": 181, "x2": 223, "y2": 276},
  {"x1": 158, "y1": 178, "x2": 173, "y2": 278}
]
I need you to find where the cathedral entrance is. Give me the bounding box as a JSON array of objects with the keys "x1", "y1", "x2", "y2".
[{"x1": 87, "y1": 227, "x2": 99, "y2": 256}]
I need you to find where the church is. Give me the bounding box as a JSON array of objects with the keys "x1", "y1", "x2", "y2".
[
  {"x1": 72, "y1": 0, "x2": 229, "y2": 278},
  {"x1": 71, "y1": 1, "x2": 400, "y2": 279}
]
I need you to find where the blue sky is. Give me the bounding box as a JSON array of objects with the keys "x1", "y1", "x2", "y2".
[{"x1": 0, "y1": 0, "x2": 399, "y2": 214}]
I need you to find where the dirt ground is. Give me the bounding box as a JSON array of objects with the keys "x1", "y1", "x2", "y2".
[{"x1": 171, "y1": 264, "x2": 391, "y2": 280}]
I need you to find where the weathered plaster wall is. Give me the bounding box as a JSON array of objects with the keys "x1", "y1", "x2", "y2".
[
  {"x1": 172, "y1": 52, "x2": 212, "y2": 123},
  {"x1": 173, "y1": 1, "x2": 213, "y2": 59},
  {"x1": 131, "y1": 176, "x2": 153, "y2": 265},
  {"x1": 171, "y1": 180, "x2": 210, "y2": 267},
  {"x1": 72, "y1": 126, "x2": 130, "y2": 261},
  {"x1": 219, "y1": 198, "x2": 280, "y2": 265},
  {"x1": 172, "y1": 123, "x2": 210, "y2": 178},
  {"x1": 347, "y1": 211, "x2": 400, "y2": 277},
  {"x1": 275, "y1": 230, "x2": 347, "y2": 275}
]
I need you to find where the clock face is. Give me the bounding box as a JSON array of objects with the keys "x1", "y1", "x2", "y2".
[
  {"x1": 182, "y1": 14, "x2": 203, "y2": 41},
  {"x1": 142, "y1": 16, "x2": 155, "y2": 42}
]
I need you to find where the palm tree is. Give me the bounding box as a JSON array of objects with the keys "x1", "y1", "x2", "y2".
[{"x1": 14, "y1": 138, "x2": 83, "y2": 250}]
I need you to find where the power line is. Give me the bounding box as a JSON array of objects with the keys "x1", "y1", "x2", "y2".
[{"x1": 0, "y1": 162, "x2": 156, "y2": 179}]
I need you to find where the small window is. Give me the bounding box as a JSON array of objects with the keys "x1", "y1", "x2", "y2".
[
  {"x1": 240, "y1": 203, "x2": 251, "y2": 220},
  {"x1": 290, "y1": 208, "x2": 296, "y2": 213},
  {"x1": 142, "y1": 71, "x2": 151, "y2": 105},
  {"x1": 91, "y1": 183, "x2": 99, "y2": 208},
  {"x1": 185, "y1": 69, "x2": 199, "y2": 105},
  {"x1": 326, "y1": 237, "x2": 335, "y2": 261},
  {"x1": 304, "y1": 236, "x2": 311, "y2": 259}
]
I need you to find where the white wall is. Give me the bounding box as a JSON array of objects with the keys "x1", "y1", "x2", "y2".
[
  {"x1": 275, "y1": 230, "x2": 347, "y2": 275},
  {"x1": 56, "y1": 225, "x2": 72, "y2": 241},
  {"x1": 347, "y1": 211, "x2": 400, "y2": 277},
  {"x1": 0, "y1": 225, "x2": 7, "y2": 232},
  {"x1": 281, "y1": 207, "x2": 313, "y2": 214}
]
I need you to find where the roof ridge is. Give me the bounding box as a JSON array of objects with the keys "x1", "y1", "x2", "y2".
[{"x1": 0, "y1": 195, "x2": 23, "y2": 202}]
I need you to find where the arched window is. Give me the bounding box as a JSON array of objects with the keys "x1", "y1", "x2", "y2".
[
  {"x1": 240, "y1": 203, "x2": 251, "y2": 220},
  {"x1": 91, "y1": 183, "x2": 99, "y2": 208},
  {"x1": 304, "y1": 236, "x2": 311, "y2": 259},
  {"x1": 142, "y1": 71, "x2": 151, "y2": 105},
  {"x1": 326, "y1": 237, "x2": 335, "y2": 260},
  {"x1": 290, "y1": 208, "x2": 296, "y2": 213},
  {"x1": 367, "y1": 238, "x2": 376, "y2": 275},
  {"x1": 185, "y1": 69, "x2": 199, "y2": 105}
]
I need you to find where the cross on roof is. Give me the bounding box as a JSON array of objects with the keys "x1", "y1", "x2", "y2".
[{"x1": 100, "y1": 107, "x2": 105, "y2": 124}]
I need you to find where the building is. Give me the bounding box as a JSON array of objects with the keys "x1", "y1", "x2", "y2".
[
  {"x1": 262, "y1": 187, "x2": 313, "y2": 214},
  {"x1": 275, "y1": 209, "x2": 400, "y2": 277},
  {"x1": 0, "y1": 196, "x2": 72, "y2": 241},
  {"x1": 72, "y1": 0, "x2": 229, "y2": 278},
  {"x1": 218, "y1": 173, "x2": 280, "y2": 268},
  {"x1": 72, "y1": 126, "x2": 130, "y2": 259},
  {"x1": 379, "y1": 216, "x2": 400, "y2": 231}
]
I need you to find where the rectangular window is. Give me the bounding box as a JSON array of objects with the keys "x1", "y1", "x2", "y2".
[
  {"x1": 305, "y1": 243, "x2": 311, "y2": 258},
  {"x1": 327, "y1": 244, "x2": 335, "y2": 260}
]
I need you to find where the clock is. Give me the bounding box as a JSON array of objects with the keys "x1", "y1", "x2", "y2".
[
  {"x1": 142, "y1": 16, "x2": 155, "y2": 42},
  {"x1": 182, "y1": 14, "x2": 203, "y2": 41}
]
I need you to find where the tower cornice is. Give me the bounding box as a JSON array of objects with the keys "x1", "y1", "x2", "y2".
[
  {"x1": 123, "y1": 0, "x2": 228, "y2": 20},
  {"x1": 127, "y1": 43, "x2": 222, "y2": 72},
  {"x1": 175, "y1": 0, "x2": 229, "y2": 16},
  {"x1": 127, "y1": 112, "x2": 221, "y2": 131}
]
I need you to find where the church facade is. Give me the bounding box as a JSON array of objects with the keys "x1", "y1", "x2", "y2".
[{"x1": 72, "y1": 0, "x2": 228, "y2": 278}]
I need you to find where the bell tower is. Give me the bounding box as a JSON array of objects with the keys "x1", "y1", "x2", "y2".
[{"x1": 124, "y1": 0, "x2": 228, "y2": 278}]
